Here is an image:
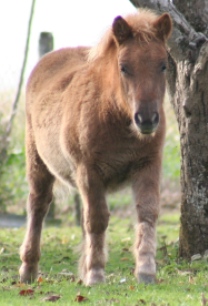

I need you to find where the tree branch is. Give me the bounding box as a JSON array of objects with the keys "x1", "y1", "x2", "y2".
[
  {"x1": 129, "y1": 0, "x2": 207, "y2": 61},
  {"x1": 6, "y1": 0, "x2": 36, "y2": 137}
]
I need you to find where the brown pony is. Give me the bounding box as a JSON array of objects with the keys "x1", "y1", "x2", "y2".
[{"x1": 19, "y1": 10, "x2": 172, "y2": 285}]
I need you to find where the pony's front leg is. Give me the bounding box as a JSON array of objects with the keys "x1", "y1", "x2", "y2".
[
  {"x1": 132, "y1": 162, "x2": 161, "y2": 284},
  {"x1": 77, "y1": 165, "x2": 110, "y2": 286}
]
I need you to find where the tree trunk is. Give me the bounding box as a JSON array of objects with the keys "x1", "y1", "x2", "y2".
[
  {"x1": 129, "y1": 0, "x2": 208, "y2": 259},
  {"x1": 174, "y1": 0, "x2": 208, "y2": 36},
  {"x1": 176, "y1": 44, "x2": 208, "y2": 257}
]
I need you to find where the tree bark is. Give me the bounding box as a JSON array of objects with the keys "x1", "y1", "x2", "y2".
[
  {"x1": 129, "y1": 0, "x2": 208, "y2": 259},
  {"x1": 174, "y1": 0, "x2": 208, "y2": 36}
]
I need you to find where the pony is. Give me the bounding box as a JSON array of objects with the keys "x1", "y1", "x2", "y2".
[{"x1": 19, "y1": 9, "x2": 172, "y2": 285}]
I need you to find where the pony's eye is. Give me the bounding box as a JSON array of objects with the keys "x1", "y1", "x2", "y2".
[
  {"x1": 161, "y1": 63, "x2": 167, "y2": 72},
  {"x1": 120, "y1": 64, "x2": 130, "y2": 76}
]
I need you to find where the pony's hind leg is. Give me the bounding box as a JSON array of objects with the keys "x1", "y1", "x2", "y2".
[
  {"x1": 77, "y1": 165, "x2": 110, "y2": 286},
  {"x1": 132, "y1": 161, "x2": 161, "y2": 284},
  {"x1": 19, "y1": 138, "x2": 54, "y2": 283}
]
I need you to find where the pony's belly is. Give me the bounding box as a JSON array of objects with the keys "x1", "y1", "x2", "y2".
[{"x1": 35, "y1": 134, "x2": 76, "y2": 187}]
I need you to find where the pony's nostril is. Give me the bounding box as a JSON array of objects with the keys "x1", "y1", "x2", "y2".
[
  {"x1": 151, "y1": 112, "x2": 159, "y2": 125},
  {"x1": 134, "y1": 113, "x2": 143, "y2": 126}
]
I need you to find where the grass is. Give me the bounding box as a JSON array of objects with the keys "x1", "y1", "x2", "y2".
[
  {"x1": 1, "y1": 213, "x2": 208, "y2": 306},
  {"x1": 0, "y1": 90, "x2": 185, "y2": 304}
]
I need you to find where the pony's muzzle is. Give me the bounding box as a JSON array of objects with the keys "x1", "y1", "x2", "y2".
[{"x1": 134, "y1": 112, "x2": 159, "y2": 134}]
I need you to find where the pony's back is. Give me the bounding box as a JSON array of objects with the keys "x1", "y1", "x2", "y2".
[{"x1": 27, "y1": 46, "x2": 89, "y2": 98}]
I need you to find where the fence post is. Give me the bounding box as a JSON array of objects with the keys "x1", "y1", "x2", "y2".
[
  {"x1": 38, "y1": 32, "x2": 54, "y2": 58},
  {"x1": 38, "y1": 32, "x2": 55, "y2": 219}
]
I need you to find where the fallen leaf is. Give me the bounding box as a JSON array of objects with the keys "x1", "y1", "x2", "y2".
[
  {"x1": 122, "y1": 247, "x2": 130, "y2": 252},
  {"x1": 37, "y1": 276, "x2": 43, "y2": 284},
  {"x1": 75, "y1": 294, "x2": 88, "y2": 302},
  {"x1": 19, "y1": 289, "x2": 34, "y2": 296},
  {"x1": 121, "y1": 257, "x2": 129, "y2": 261},
  {"x1": 42, "y1": 295, "x2": 61, "y2": 302},
  {"x1": 138, "y1": 299, "x2": 146, "y2": 305}
]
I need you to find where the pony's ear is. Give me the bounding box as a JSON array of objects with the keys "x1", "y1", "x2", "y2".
[
  {"x1": 154, "y1": 13, "x2": 172, "y2": 41},
  {"x1": 112, "y1": 16, "x2": 133, "y2": 45}
]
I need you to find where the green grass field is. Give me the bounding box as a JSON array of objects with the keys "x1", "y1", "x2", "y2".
[
  {"x1": 1, "y1": 214, "x2": 208, "y2": 306},
  {"x1": 0, "y1": 90, "x2": 190, "y2": 305}
]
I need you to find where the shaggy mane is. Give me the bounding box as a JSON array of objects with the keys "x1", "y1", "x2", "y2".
[{"x1": 88, "y1": 9, "x2": 160, "y2": 62}]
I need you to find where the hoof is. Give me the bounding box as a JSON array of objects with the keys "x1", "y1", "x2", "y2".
[
  {"x1": 84, "y1": 269, "x2": 105, "y2": 286},
  {"x1": 138, "y1": 273, "x2": 155, "y2": 284},
  {"x1": 19, "y1": 263, "x2": 38, "y2": 283}
]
